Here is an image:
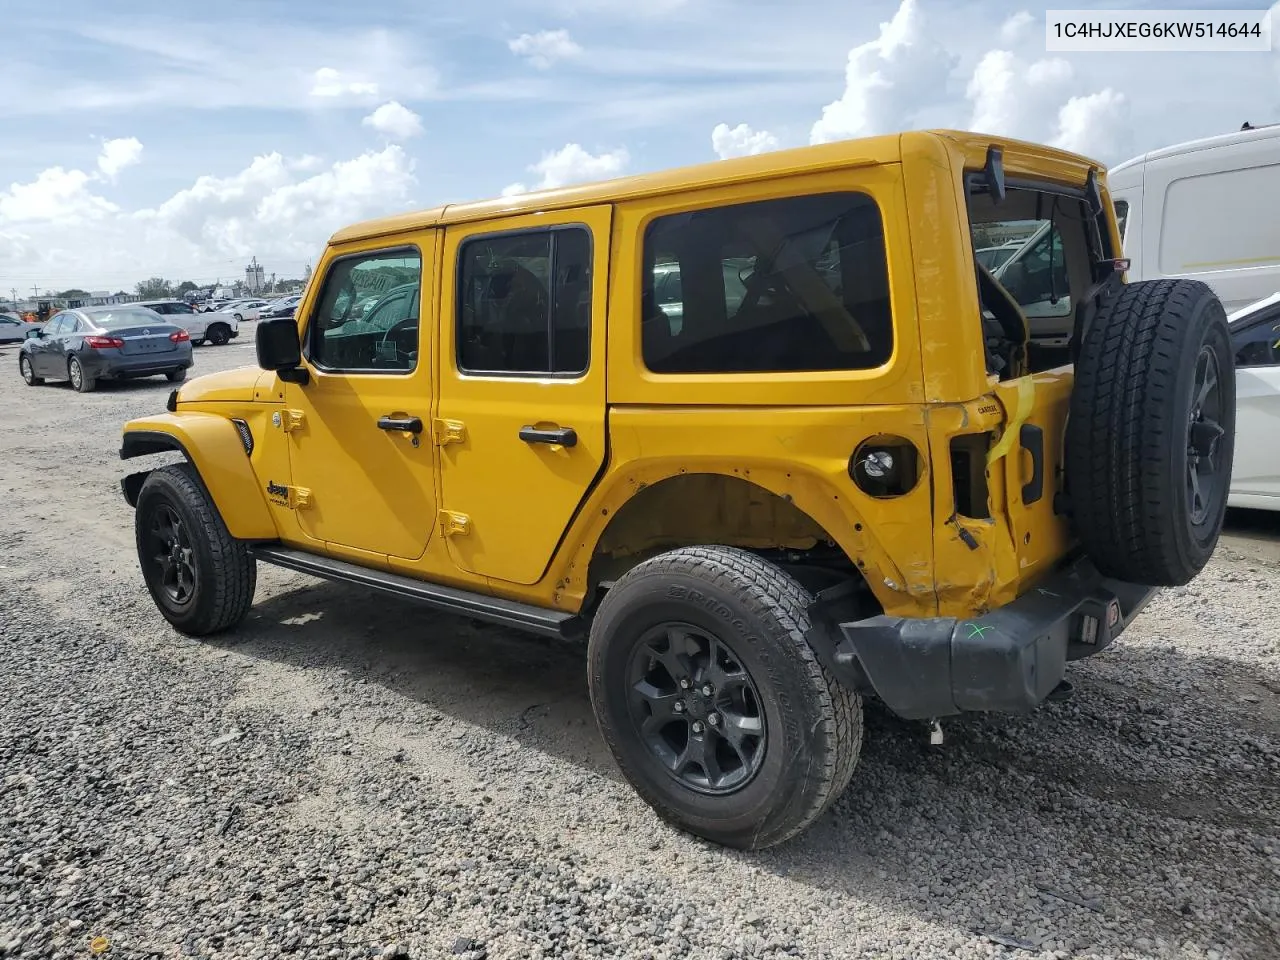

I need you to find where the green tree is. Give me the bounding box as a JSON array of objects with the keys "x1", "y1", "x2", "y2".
[
  {"x1": 135, "y1": 277, "x2": 173, "y2": 298},
  {"x1": 56, "y1": 288, "x2": 90, "y2": 299},
  {"x1": 176, "y1": 280, "x2": 198, "y2": 295}
]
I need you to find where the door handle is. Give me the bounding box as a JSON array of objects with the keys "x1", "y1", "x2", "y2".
[
  {"x1": 519, "y1": 425, "x2": 577, "y2": 448},
  {"x1": 1019, "y1": 423, "x2": 1045, "y2": 505},
  {"x1": 377, "y1": 415, "x2": 423, "y2": 434}
]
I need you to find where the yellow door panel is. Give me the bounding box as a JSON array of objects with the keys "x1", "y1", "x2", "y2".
[
  {"x1": 436, "y1": 205, "x2": 611, "y2": 585},
  {"x1": 283, "y1": 234, "x2": 439, "y2": 561}
]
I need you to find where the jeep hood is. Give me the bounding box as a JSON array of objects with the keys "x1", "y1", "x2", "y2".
[{"x1": 177, "y1": 366, "x2": 275, "y2": 403}]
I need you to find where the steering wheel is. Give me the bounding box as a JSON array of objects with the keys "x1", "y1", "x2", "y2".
[{"x1": 377, "y1": 316, "x2": 418, "y2": 365}]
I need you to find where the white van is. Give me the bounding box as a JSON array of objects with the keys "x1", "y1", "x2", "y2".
[{"x1": 1107, "y1": 123, "x2": 1280, "y2": 315}]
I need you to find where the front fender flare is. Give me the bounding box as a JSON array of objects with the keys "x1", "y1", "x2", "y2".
[{"x1": 120, "y1": 413, "x2": 278, "y2": 540}]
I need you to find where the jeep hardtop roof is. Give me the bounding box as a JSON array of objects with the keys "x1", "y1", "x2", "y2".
[{"x1": 329, "y1": 129, "x2": 1105, "y2": 246}]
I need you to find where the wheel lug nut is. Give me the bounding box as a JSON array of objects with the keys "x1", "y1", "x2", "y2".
[
  {"x1": 673, "y1": 700, "x2": 685, "y2": 714},
  {"x1": 679, "y1": 678, "x2": 692, "y2": 690},
  {"x1": 691, "y1": 721, "x2": 704, "y2": 734},
  {"x1": 708, "y1": 713, "x2": 721, "y2": 727},
  {"x1": 701, "y1": 683, "x2": 714, "y2": 697}
]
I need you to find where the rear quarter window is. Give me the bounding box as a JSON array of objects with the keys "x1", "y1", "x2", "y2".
[{"x1": 640, "y1": 191, "x2": 893, "y2": 374}]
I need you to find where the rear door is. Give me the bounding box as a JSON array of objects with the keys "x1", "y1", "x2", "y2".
[{"x1": 436, "y1": 205, "x2": 610, "y2": 586}]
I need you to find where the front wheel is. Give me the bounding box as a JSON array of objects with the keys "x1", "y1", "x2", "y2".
[
  {"x1": 134, "y1": 462, "x2": 257, "y2": 636},
  {"x1": 207, "y1": 324, "x2": 231, "y2": 346},
  {"x1": 19, "y1": 355, "x2": 43, "y2": 385},
  {"x1": 587, "y1": 546, "x2": 863, "y2": 850}
]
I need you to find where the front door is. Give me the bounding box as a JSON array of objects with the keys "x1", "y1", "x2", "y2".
[
  {"x1": 1229, "y1": 303, "x2": 1280, "y2": 501},
  {"x1": 436, "y1": 205, "x2": 611, "y2": 585},
  {"x1": 282, "y1": 237, "x2": 438, "y2": 561}
]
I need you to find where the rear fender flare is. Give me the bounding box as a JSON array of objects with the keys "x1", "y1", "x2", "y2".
[{"x1": 120, "y1": 413, "x2": 278, "y2": 540}]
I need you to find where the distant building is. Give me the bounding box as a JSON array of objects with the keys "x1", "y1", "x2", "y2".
[{"x1": 245, "y1": 257, "x2": 265, "y2": 294}]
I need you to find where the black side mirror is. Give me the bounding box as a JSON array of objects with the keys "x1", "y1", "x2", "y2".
[
  {"x1": 25, "y1": 328, "x2": 41, "y2": 339},
  {"x1": 256, "y1": 317, "x2": 308, "y2": 384}
]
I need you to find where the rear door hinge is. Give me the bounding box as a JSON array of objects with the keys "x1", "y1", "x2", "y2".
[
  {"x1": 433, "y1": 418, "x2": 466, "y2": 446},
  {"x1": 272, "y1": 409, "x2": 305, "y2": 433},
  {"x1": 438, "y1": 510, "x2": 471, "y2": 537}
]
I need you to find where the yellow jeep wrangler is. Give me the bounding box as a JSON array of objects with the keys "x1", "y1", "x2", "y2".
[{"x1": 119, "y1": 130, "x2": 1235, "y2": 849}]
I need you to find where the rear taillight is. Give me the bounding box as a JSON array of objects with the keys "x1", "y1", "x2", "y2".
[
  {"x1": 84, "y1": 335, "x2": 124, "y2": 349},
  {"x1": 170, "y1": 330, "x2": 191, "y2": 342}
]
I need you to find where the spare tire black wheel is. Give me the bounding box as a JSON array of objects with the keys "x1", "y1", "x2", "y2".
[{"x1": 1066, "y1": 277, "x2": 1235, "y2": 586}]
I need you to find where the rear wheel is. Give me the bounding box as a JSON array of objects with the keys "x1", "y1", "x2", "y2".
[
  {"x1": 587, "y1": 545, "x2": 862, "y2": 850},
  {"x1": 166, "y1": 367, "x2": 187, "y2": 382},
  {"x1": 207, "y1": 324, "x2": 231, "y2": 346},
  {"x1": 1067, "y1": 278, "x2": 1235, "y2": 586},
  {"x1": 19, "y1": 355, "x2": 42, "y2": 385},
  {"x1": 135, "y1": 462, "x2": 256, "y2": 636},
  {"x1": 68, "y1": 356, "x2": 95, "y2": 393}
]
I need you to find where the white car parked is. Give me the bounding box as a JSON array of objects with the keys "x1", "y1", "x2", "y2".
[
  {"x1": 219, "y1": 299, "x2": 270, "y2": 322},
  {"x1": 135, "y1": 300, "x2": 240, "y2": 346},
  {"x1": 1228, "y1": 292, "x2": 1280, "y2": 511}
]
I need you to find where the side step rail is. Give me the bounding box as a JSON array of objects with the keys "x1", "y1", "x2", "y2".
[{"x1": 250, "y1": 544, "x2": 582, "y2": 640}]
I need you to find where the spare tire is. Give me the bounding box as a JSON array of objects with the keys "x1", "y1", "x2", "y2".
[{"x1": 1066, "y1": 277, "x2": 1235, "y2": 587}]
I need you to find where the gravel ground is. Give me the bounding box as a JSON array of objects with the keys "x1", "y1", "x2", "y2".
[{"x1": 1, "y1": 335, "x2": 1277, "y2": 960}]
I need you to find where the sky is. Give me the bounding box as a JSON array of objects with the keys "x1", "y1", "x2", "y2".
[{"x1": 1, "y1": 0, "x2": 1278, "y2": 295}]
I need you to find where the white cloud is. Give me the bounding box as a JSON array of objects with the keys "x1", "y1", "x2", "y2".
[
  {"x1": 999, "y1": 11, "x2": 1035, "y2": 45},
  {"x1": 310, "y1": 66, "x2": 379, "y2": 98},
  {"x1": 1052, "y1": 90, "x2": 1130, "y2": 161},
  {"x1": 96, "y1": 137, "x2": 143, "y2": 181},
  {"x1": 508, "y1": 29, "x2": 583, "y2": 69},
  {"x1": 0, "y1": 148, "x2": 417, "y2": 288},
  {"x1": 711, "y1": 122, "x2": 780, "y2": 159},
  {"x1": 361, "y1": 101, "x2": 424, "y2": 140},
  {"x1": 0, "y1": 168, "x2": 118, "y2": 223},
  {"x1": 501, "y1": 143, "x2": 629, "y2": 195},
  {"x1": 810, "y1": 0, "x2": 957, "y2": 144},
  {"x1": 964, "y1": 49, "x2": 1131, "y2": 161}
]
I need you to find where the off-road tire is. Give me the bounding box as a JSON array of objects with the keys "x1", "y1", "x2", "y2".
[
  {"x1": 587, "y1": 545, "x2": 863, "y2": 850},
  {"x1": 134, "y1": 462, "x2": 256, "y2": 636},
  {"x1": 68, "y1": 356, "x2": 95, "y2": 393},
  {"x1": 19, "y1": 355, "x2": 42, "y2": 385},
  {"x1": 1066, "y1": 277, "x2": 1235, "y2": 586},
  {"x1": 166, "y1": 367, "x2": 187, "y2": 382},
  {"x1": 207, "y1": 323, "x2": 231, "y2": 346}
]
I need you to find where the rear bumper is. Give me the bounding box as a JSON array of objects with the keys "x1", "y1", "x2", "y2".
[
  {"x1": 808, "y1": 556, "x2": 1158, "y2": 719},
  {"x1": 83, "y1": 350, "x2": 193, "y2": 379}
]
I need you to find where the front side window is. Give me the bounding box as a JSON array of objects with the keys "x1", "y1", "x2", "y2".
[
  {"x1": 308, "y1": 249, "x2": 422, "y2": 373},
  {"x1": 456, "y1": 226, "x2": 592, "y2": 376},
  {"x1": 641, "y1": 191, "x2": 893, "y2": 374},
  {"x1": 1232, "y1": 309, "x2": 1280, "y2": 368}
]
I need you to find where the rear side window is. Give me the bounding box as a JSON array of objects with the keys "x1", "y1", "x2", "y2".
[
  {"x1": 640, "y1": 192, "x2": 893, "y2": 374},
  {"x1": 456, "y1": 226, "x2": 592, "y2": 376}
]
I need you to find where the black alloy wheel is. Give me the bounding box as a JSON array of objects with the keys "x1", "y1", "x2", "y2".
[
  {"x1": 625, "y1": 622, "x2": 766, "y2": 795},
  {"x1": 144, "y1": 502, "x2": 197, "y2": 608},
  {"x1": 1186, "y1": 344, "x2": 1226, "y2": 525}
]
